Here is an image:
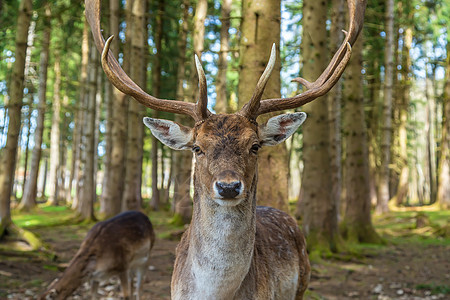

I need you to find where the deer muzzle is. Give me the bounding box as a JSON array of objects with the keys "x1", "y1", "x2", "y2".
[{"x1": 213, "y1": 170, "x2": 244, "y2": 200}]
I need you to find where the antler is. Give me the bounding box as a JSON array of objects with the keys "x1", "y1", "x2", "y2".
[
  {"x1": 85, "y1": 0, "x2": 211, "y2": 122},
  {"x1": 239, "y1": 0, "x2": 367, "y2": 120}
]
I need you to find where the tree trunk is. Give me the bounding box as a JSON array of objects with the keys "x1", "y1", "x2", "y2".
[
  {"x1": 48, "y1": 53, "x2": 62, "y2": 206},
  {"x1": 367, "y1": 61, "x2": 382, "y2": 207},
  {"x1": 0, "y1": 0, "x2": 33, "y2": 237},
  {"x1": 300, "y1": 0, "x2": 340, "y2": 254},
  {"x1": 149, "y1": 0, "x2": 166, "y2": 211},
  {"x1": 341, "y1": 37, "x2": 381, "y2": 244},
  {"x1": 100, "y1": 9, "x2": 113, "y2": 214},
  {"x1": 122, "y1": 0, "x2": 146, "y2": 211},
  {"x1": 100, "y1": 0, "x2": 128, "y2": 218},
  {"x1": 239, "y1": 0, "x2": 288, "y2": 212},
  {"x1": 100, "y1": 73, "x2": 113, "y2": 206},
  {"x1": 437, "y1": 41, "x2": 450, "y2": 209},
  {"x1": 40, "y1": 156, "x2": 48, "y2": 198},
  {"x1": 215, "y1": 0, "x2": 231, "y2": 114},
  {"x1": 328, "y1": 0, "x2": 345, "y2": 220},
  {"x1": 11, "y1": 6, "x2": 35, "y2": 204},
  {"x1": 395, "y1": 10, "x2": 412, "y2": 206},
  {"x1": 93, "y1": 72, "x2": 102, "y2": 202},
  {"x1": 77, "y1": 36, "x2": 98, "y2": 221},
  {"x1": 20, "y1": 98, "x2": 32, "y2": 199},
  {"x1": 172, "y1": 0, "x2": 193, "y2": 223},
  {"x1": 390, "y1": 15, "x2": 401, "y2": 200},
  {"x1": 59, "y1": 95, "x2": 70, "y2": 203},
  {"x1": 159, "y1": 144, "x2": 168, "y2": 204},
  {"x1": 70, "y1": 20, "x2": 89, "y2": 210},
  {"x1": 376, "y1": 0, "x2": 395, "y2": 214},
  {"x1": 425, "y1": 63, "x2": 437, "y2": 204},
  {"x1": 19, "y1": 3, "x2": 51, "y2": 211}
]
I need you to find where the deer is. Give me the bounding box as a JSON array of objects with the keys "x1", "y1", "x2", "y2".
[
  {"x1": 39, "y1": 211, "x2": 155, "y2": 300},
  {"x1": 85, "y1": 0, "x2": 366, "y2": 298}
]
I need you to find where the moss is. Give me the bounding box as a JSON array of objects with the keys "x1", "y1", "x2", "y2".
[
  {"x1": 372, "y1": 209, "x2": 450, "y2": 246},
  {"x1": 340, "y1": 220, "x2": 384, "y2": 245},
  {"x1": 169, "y1": 213, "x2": 185, "y2": 226},
  {"x1": 12, "y1": 204, "x2": 73, "y2": 229},
  {"x1": 306, "y1": 230, "x2": 345, "y2": 262}
]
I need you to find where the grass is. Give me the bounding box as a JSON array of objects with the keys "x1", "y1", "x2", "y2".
[
  {"x1": 3, "y1": 204, "x2": 449, "y2": 299},
  {"x1": 146, "y1": 210, "x2": 185, "y2": 240},
  {"x1": 416, "y1": 283, "x2": 450, "y2": 295},
  {"x1": 11, "y1": 204, "x2": 185, "y2": 241},
  {"x1": 9, "y1": 203, "x2": 450, "y2": 251},
  {"x1": 372, "y1": 209, "x2": 450, "y2": 246},
  {"x1": 12, "y1": 205, "x2": 74, "y2": 229}
]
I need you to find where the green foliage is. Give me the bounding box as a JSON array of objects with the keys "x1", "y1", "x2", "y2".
[
  {"x1": 12, "y1": 205, "x2": 73, "y2": 229},
  {"x1": 373, "y1": 209, "x2": 450, "y2": 245},
  {"x1": 416, "y1": 283, "x2": 450, "y2": 295}
]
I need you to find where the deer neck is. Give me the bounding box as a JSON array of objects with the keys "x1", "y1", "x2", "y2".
[{"x1": 187, "y1": 171, "x2": 258, "y2": 299}]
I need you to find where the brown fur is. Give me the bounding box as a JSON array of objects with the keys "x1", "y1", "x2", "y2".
[
  {"x1": 171, "y1": 114, "x2": 310, "y2": 299},
  {"x1": 39, "y1": 211, "x2": 155, "y2": 300}
]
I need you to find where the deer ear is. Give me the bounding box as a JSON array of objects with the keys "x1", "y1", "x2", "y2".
[
  {"x1": 143, "y1": 117, "x2": 193, "y2": 150},
  {"x1": 259, "y1": 112, "x2": 307, "y2": 146}
]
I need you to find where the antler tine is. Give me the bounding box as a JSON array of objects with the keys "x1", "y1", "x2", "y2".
[
  {"x1": 194, "y1": 55, "x2": 211, "y2": 120},
  {"x1": 85, "y1": 0, "x2": 207, "y2": 121},
  {"x1": 239, "y1": 43, "x2": 277, "y2": 119},
  {"x1": 255, "y1": 0, "x2": 367, "y2": 117},
  {"x1": 311, "y1": 0, "x2": 360, "y2": 87}
]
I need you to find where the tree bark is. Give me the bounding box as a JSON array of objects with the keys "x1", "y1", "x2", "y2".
[
  {"x1": 77, "y1": 35, "x2": 98, "y2": 221},
  {"x1": 395, "y1": 9, "x2": 412, "y2": 206},
  {"x1": 341, "y1": 36, "x2": 381, "y2": 244},
  {"x1": 437, "y1": 41, "x2": 450, "y2": 209},
  {"x1": 40, "y1": 156, "x2": 48, "y2": 198},
  {"x1": 149, "y1": 0, "x2": 167, "y2": 211},
  {"x1": 48, "y1": 53, "x2": 62, "y2": 206},
  {"x1": 328, "y1": 0, "x2": 345, "y2": 220},
  {"x1": 11, "y1": 7, "x2": 35, "y2": 201},
  {"x1": 215, "y1": 0, "x2": 231, "y2": 114},
  {"x1": 122, "y1": 0, "x2": 146, "y2": 211},
  {"x1": 100, "y1": 6, "x2": 113, "y2": 214},
  {"x1": 0, "y1": 0, "x2": 33, "y2": 237},
  {"x1": 239, "y1": 0, "x2": 288, "y2": 212},
  {"x1": 99, "y1": 0, "x2": 128, "y2": 217},
  {"x1": 365, "y1": 4, "x2": 383, "y2": 207},
  {"x1": 20, "y1": 98, "x2": 32, "y2": 199},
  {"x1": 376, "y1": 0, "x2": 395, "y2": 214},
  {"x1": 425, "y1": 63, "x2": 437, "y2": 204},
  {"x1": 20, "y1": 3, "x2": 51, "y2": 211},
  {"x1": 59, "y1": 95, "x2": 70, "y2": 203},
  {"x1": 300, "y1": 0, "x2": 340, "y2": 254},
  {"x1": 172, "y1": 0, "x2": 193, "y2": 224},
  {"x1": 69, "y1": 19, "x2": 89, "y2": 209}
]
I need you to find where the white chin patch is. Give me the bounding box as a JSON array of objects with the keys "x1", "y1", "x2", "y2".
[{"x1": 213, "y1": 198, "x2": 244, "y2": 207}]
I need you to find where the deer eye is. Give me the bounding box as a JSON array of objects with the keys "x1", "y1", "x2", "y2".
[
  {"x1": 192, "y1": 145, "x2": 204, "y2": 156},
  {"x1": 250, "y1": 143, "x2": 261, "y2": 154}
]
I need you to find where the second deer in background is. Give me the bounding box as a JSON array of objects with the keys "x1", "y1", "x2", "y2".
[{"x1": 39, "y1": 211, "x2": 155, "y2": 300}]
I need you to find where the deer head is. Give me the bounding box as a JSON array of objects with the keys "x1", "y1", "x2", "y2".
[{"x1": 85, "y1": 0, "x2": 365, "y2": 206}]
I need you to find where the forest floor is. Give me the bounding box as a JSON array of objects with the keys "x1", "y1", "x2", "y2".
[{"x1": 0, "y1": 205, "x2": 448, "y2": 300}]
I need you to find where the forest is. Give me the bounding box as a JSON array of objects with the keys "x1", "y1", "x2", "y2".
[{"x1": 0, "y1": 0, "x2": 449, "y2": 299}]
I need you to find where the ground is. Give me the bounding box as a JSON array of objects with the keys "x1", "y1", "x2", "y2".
[{"x1": 0, "y1": 206, "x2": 448, "y2": 300}]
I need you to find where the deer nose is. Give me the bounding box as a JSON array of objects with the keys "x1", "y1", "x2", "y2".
[{"x1": 215, "y1": 181, "x2": 242, "y2": 199}]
